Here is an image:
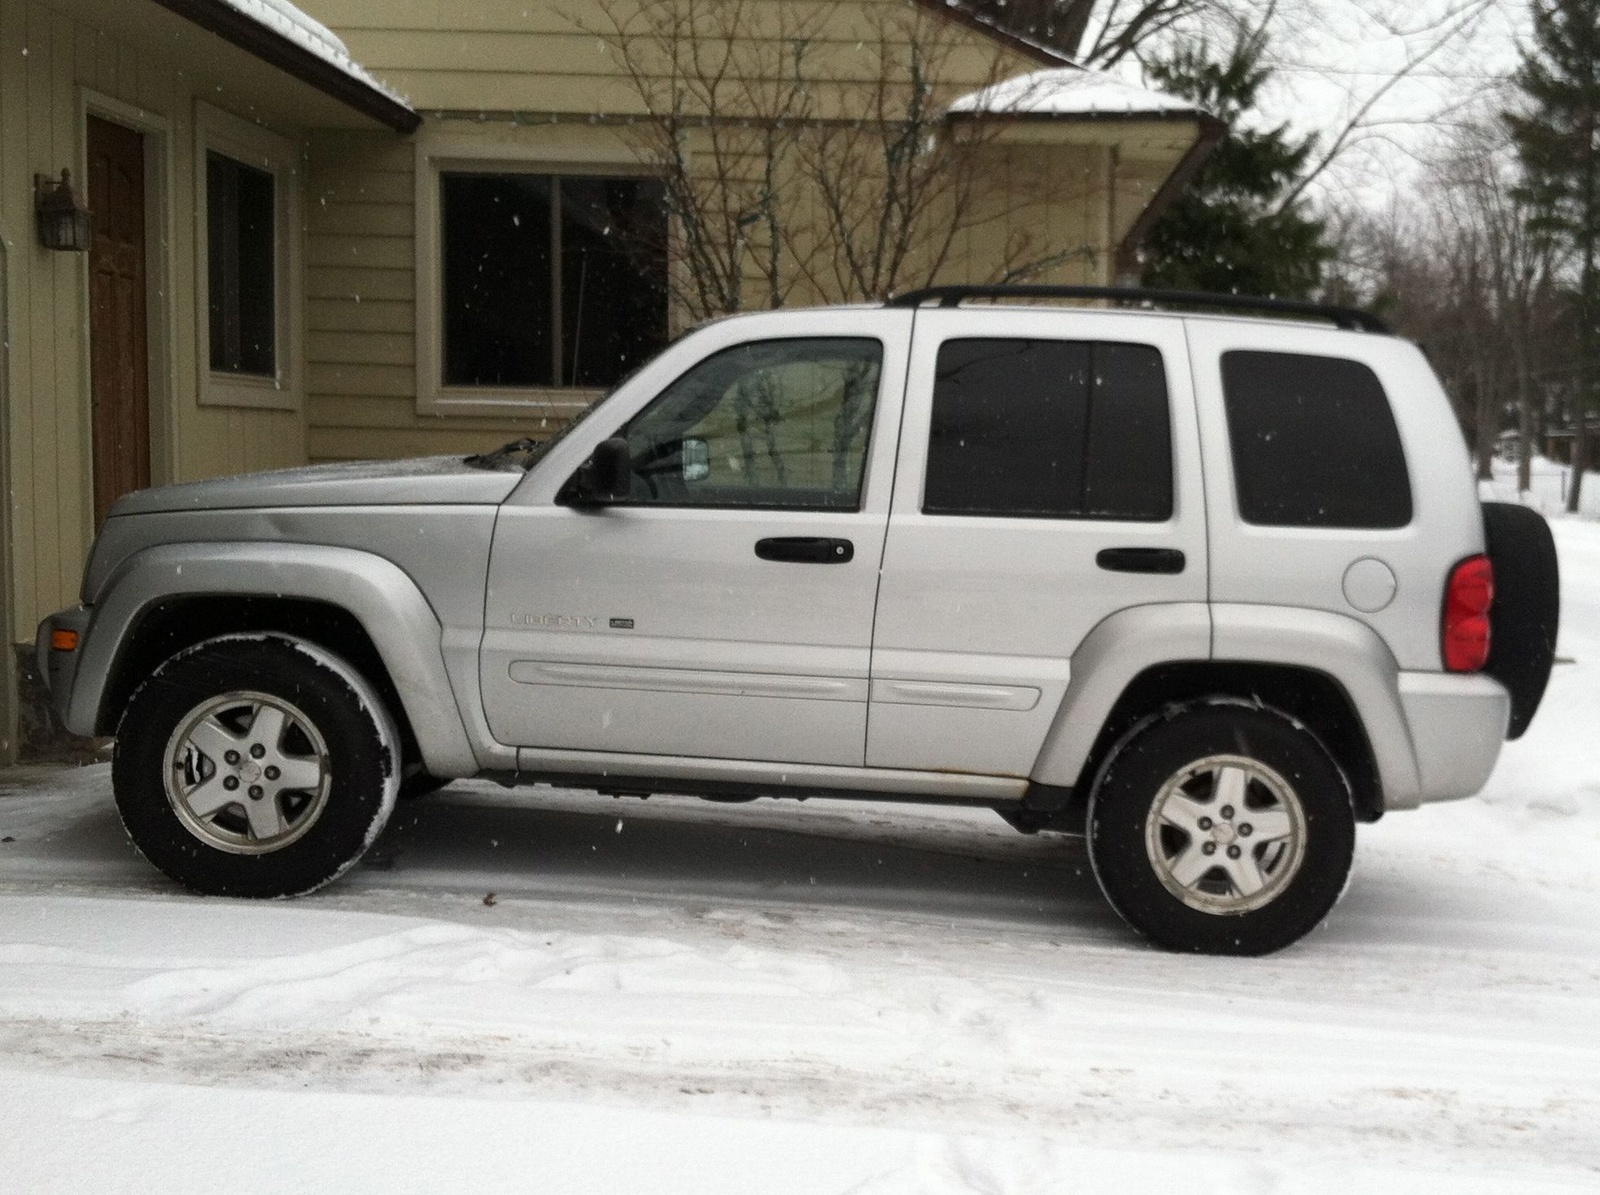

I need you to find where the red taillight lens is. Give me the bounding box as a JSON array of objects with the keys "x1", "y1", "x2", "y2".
[{"x1": 1443, "y1": 555, "x2": 1494, "y2": 672}]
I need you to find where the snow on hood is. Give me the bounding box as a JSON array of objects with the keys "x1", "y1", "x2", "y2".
[
  {"x1": 109, "y1": 456, "x2": 522, "y2": 516},
  {"x1": 949, "y1": 66, "x2": 1208, "y2": 120},
  {"x1": 218, "y1": 0, "x2": 411, "y2": 109}
]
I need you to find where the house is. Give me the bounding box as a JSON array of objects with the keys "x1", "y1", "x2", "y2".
[{"x1": 0, "y1": 0, "x2": 1219, "y2": 760}]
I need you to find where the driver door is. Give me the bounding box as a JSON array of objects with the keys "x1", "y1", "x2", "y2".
[{"x1": 480, "y1": 311, "x2": 911, "y2": 766}]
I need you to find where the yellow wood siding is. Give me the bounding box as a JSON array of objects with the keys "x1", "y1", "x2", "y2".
[
  {"x1": 305, "y1": 0, "x2": 1044, "y2": 117},
  {"x1": 0, "y1": 0, "x2": 314, "y2": 641},
  {"x1": 304, "y1": 129, "x2": 536, "y2": 463}
]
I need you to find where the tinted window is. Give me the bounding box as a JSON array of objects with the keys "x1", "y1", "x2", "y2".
[
  {"x1": 621, "y1": 338, "x2": 882, "y2": 509},
  {"x1": 1221, "y1": 350, "x2": 1412, "y2": 528},
  {"x1": 924, "y1": 339, "x2": 1172, "y2": 520},
  {"x1": 207, "y1": 152, "x2": 275, "y2": 376}
]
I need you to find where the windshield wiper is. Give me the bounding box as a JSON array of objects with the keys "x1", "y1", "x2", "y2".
[{"x1": 464, "y1": 437, "x2": 545, "y2": 470}]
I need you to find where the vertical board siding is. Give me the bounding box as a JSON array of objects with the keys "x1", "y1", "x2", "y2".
[
  {"x1": 304, "y1": 128, "x2": 530, "y2": 463},
  {"x1": 1, "y1": 0, "x2": 313, "y2": 641}
]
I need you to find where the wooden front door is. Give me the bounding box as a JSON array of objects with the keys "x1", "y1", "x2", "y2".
[{"x1": 87, "y1": 116, "x2": 151, "y2": 528}]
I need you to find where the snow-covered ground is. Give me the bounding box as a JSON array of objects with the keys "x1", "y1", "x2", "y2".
[{"x1": 2, "y1": 461, "x2": 1597, "y2": 1193}]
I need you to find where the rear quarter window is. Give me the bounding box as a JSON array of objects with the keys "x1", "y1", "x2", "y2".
[{"x1": 1221, "y1": 350, "x2": 1412, "y2": 529}]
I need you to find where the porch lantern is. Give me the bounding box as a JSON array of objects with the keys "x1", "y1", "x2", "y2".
[{"x1": 34, "y1": 169, "x2": 91, "y2": 252}]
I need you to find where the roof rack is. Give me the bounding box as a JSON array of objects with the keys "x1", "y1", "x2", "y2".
[{"x1": 885, "y1": 285, "x2": 1391, "y2": 334}]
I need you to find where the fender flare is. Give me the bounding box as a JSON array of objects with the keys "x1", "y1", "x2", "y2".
[
  {"x1": 70, "y1": 542, "x2": 480, "y2": 777},
  {"x1": 1209, "y1": 603, "x2": 1421, "y2": 808},
  {"x1": 1030, "y1": 602, "x2": 1423, "y2": 810},
  {"x1": 1030, "y1": 603, "x2": 1211, "y2": 788}
]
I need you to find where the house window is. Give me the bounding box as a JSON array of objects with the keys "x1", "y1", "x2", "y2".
[
  {"x1": 440, "y1": 171, "x2": 668, "y2": 391},
  {"x1": 195, "y1": 104, "x2": 298, "y2": 410},
  {"x1": 206, "y1": 151, "x2": 276, "y2": 377}
]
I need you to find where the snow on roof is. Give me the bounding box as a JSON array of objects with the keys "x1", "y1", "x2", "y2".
[
  {"x1": 217, "y1": 0, "x2": 411, "y2": 112},
  {"x1": 949, "y1": 66, "x2": 1208, "y2": 120}
]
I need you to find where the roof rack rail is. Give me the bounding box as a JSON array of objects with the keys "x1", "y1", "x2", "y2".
[{"x1": 885, "y1": 284, "x2": 1391, "y2": 334}]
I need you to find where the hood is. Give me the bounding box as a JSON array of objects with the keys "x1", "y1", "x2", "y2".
[{"x1": 109, "y1": 456, "x2": 523, "y2": 516}]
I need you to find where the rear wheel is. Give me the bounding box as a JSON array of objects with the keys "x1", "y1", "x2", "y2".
[
  {"x1": 1086, "y1": 703, "x2": 1355, "y2": 954},
  {"x1": 113, "y1": 635, "x2": 401, "y2": 897}
]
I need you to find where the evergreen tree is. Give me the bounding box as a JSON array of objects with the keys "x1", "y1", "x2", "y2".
[
  {"x1": 1138, "y1": 38, "x2": 1331, "y2": 299},
  {"x1": 1506, "y1": 0, "x2": 1600, "y2": 512}
]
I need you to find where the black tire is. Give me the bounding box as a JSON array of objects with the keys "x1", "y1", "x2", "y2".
[
  {"x1": 1086, "y1": 702, "x2": 1356, "y2": 955},
  {"x1": 112, "y1": 635, "x2": 401, "y2": 898}
]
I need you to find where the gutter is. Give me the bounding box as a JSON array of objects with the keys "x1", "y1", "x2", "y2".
[{"x1": 150, "y1": 0, "x2": 421, "y2": 134}]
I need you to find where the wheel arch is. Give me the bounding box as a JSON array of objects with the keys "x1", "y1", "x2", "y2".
[
  {"x1": 75, "y1": 543, "x2": 479, "y2": 777},
  {"x1": 1074, "y1": 662, "x2": 1385, "y2": 823}
]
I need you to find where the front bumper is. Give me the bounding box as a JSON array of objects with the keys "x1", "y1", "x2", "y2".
[
  {"x1": 35, "y1": 606, "x2": 92, "y2": 733},
  {"x1": 1398, "y1": 671, "x2": 1511, "y2": 806}
]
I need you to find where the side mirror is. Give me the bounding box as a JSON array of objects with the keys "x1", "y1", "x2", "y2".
[{"x1": 568, "y1": 437, "x2": 632, "y2": 505}]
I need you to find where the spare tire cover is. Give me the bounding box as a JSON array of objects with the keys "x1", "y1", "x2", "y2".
[{"x1": 1481, "y1": 501, "x2": 1560, "y2": 739}]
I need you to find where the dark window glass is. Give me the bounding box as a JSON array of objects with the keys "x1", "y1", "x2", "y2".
[
  {"x1": 621, "y1": 338, "x2": 882, "y2": 509},
  {"x1": 924, "y1": 339, "x2": 1172, "y2": 520},
  {"x1": 207, "y1": 151, "x2": 275, "y2": 376},
  {"x1": 1221, "y1": 350, "x2": 1412, "y2": 528},
  {"x1": 560, "y1": 176, "x2": 670, "y2": 388},
  {"x1": 442, "y1": 173, "x2": 554, "y2": 386},
  {"x1": 442, "y1": 172, "x2": 668, "y2": 389}
]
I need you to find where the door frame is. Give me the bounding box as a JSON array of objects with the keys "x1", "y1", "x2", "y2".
[
  {"x1": 77, "y1": 89, "x2": 176, "y2": 527},
  {"x1": 0, "y1": 228, "x2": 15, "y2": 762}
]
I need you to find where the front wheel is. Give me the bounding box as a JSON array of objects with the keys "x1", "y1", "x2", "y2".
[
  {"x1": 1086, "y1": 703, "x2": 1356, "y2": 955},
  {"x1": 113, "y1": 635, "x2": 401, "y2": 897}
]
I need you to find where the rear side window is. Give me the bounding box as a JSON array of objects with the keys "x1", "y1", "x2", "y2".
[
  {"x1": 1221, "y1": 350, "x2": 1412, "y2": 528},
  {"x1": 924, "y1": 339, "x2": 1172, "y2": 520}
]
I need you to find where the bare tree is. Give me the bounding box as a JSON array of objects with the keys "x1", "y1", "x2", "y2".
[
  {"x1": 585, "y1": 0, "x2": 1095, "y2": 317},
  {"x1": 1324, "y1": 115, "x2": 1568, "y2": 491},
  {"x1": 582, "y1": 0, "x2": 829, "y2": 322}
]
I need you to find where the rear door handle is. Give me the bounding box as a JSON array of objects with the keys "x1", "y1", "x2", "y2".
[
  {"x1": 755, "y1": 537, "x2": 855, "y2": 564},
  {"x1": 1096, "y1": 547, "x2": 1186, "y2": 574}
]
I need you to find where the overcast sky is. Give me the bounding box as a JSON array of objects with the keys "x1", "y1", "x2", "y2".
[{"x1": 1119, "y1": 0, "x2": 1534, "y2": 212}]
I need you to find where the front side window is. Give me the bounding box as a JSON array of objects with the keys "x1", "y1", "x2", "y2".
[
  {"x1": 1221, "y1": 350, "x2": 1412, "y2": 528},
  {"x1": 924, "y1": 339, "x2": 1173, "y2": 520},
  {"x1": 207, "y1": 150, "x2": 276, "y2": 377},
  {"x1": 620, "y1": 338, "x2": 883, "y2": 509},
  {"x1": 441, "y1": 172, "x2": 668, "y2": 390}
]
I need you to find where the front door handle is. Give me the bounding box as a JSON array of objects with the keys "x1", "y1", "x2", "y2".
[
  {"x1": 1096, "y1": 546, "x2": 1186, "y2": 574},
  {"x1": 755, "y1": 537, "x2": 854, "y2": 564}
]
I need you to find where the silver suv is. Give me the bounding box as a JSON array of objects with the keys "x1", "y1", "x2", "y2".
[{"x1": 37, "y1": 286, "x2": 1560, "y2": 954}]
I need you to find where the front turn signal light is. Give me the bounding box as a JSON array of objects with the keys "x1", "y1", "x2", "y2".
[{"x1": 50, "y1": 628, "x2": 79, "y2": 652}]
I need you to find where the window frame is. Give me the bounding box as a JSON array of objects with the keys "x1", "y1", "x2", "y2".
[
  {"x1": 416, "y1": 133, "x2": 669, "y2": 418},
  {"x1": 193, "y1": 102, "x2": 300, "y2": 411}
]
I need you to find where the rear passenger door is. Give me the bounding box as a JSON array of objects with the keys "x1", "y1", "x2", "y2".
[{"x1": 867, "y1": 309, "x2": 1208, "y2": 777}]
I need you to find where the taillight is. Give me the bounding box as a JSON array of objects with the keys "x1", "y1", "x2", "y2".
[{"x1": 1443, "y1": 555, "x2": 1494, "y2": 672}]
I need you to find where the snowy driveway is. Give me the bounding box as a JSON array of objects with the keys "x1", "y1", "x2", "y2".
[{"x1": 1, "y1": 516, "x2": 1598, "y2": 1193}]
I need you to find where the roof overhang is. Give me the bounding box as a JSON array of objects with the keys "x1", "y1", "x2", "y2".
[
  {"x1": 947, "y1": 65, "x2": 1225, "y2": 275},
  {"x1": 150, "y1": 0, "x2": 420, "y2": 134}
]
